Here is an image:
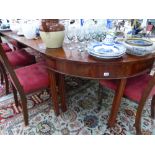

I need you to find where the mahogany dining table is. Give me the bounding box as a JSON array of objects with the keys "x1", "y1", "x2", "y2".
[{"x1": 1, "y1": 30, "x2": 155, "y2": 127}]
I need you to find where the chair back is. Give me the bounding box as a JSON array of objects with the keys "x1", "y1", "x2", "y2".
[
  {"x1": 0, "y1": 44, "x2": 25, "y2": 94},
  {"x1": 140, "y1": 71, "x2": 155, "y2": 102}
]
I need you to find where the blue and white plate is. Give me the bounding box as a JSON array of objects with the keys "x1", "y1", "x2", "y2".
[
  {"x1": 87, "y1": 42, "x2": 126, "y2": 59},
  {"x1": 88, "y1": 50, "x2": 125, "y2": 59}
]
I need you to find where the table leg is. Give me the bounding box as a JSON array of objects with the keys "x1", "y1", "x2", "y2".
[
  {"x1": 49, "y1": 70, "x2": 60, "y2": 116},
  {"x1": 108, "y1": 78, "x2": 127, "y2": 127},
  {"x1": 58, "y1": 74, "x2": 67, "y2": 112}
]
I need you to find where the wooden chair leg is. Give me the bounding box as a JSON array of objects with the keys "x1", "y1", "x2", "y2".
[
  {"x1": 0, "y1": 67, "x2": 4, "y2": 85},
  {"x1": 0, "y1": 61, "x2": 4, "y2": 85},
  {"x1": 135, "y1": 97, "x2": 149, "y2": 134},
  {"x1": 151, "y1": 95, "x2": 155, "y2": 119},
  {"x1": 19, "y1": 92, "x2": 29, "y2": 126},
  {"x1": 11, "y1": 82, "x2": 19, "y2": 107},
  {"x1": 135, "y1": 108, "x2": 143, "y2": 134},
  {"x1": 135, "y1": 76, "x2": 155, "y2": 135},
  {"x1": 0, "y1": 62, "x2": 9, "y2": 94}
]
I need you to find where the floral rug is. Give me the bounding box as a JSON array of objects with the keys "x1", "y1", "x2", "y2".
[{"x1": 0, "y1": 77, "x2": 154, "y2": 135}]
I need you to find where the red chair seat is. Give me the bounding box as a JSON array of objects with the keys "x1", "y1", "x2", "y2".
[
  {"x1": 100, "y1": 74, "x2": 155, "y2": 103},
  {"x1": 14, "y1": 62, "x2": 49, "y2": 94},
  {"x1": 1, "y1": 43, "x2": 12, "y2": 52},
  {"x1": 6, "y1": 49, "x2": 36, "y2": 68}
]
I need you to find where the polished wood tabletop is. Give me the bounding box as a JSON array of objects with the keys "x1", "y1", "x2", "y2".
[
  {"x1": 0, "y1": 31, "x2": 46, "y2": 52},
  {"x1": 1, "y1": 31, "x2": 154, "y2": 79},
  {"x1": 1, "y1": 30, "x2": 155, "y2": 127},
  {"x1": 45, "y1": 44, "x2": 155, "y2": 79}
]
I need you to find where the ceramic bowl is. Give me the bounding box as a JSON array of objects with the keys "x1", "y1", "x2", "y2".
[{"x1": 123, "y1": 38, "x2": 155, "y2": 56}]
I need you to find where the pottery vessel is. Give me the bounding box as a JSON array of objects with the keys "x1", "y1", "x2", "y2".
[
  {"x1": 123, "y1": 38, "x2": 155, "y2": 56},
  {"x1": 10, "y1": 20, "x2": 21, "y2": 33},
  {"x1": 22, "y1": 22, "x2": 37, "y2": 39},
  {"x1": 40, "y1": 19, "x2": 65, "y2": 48}
]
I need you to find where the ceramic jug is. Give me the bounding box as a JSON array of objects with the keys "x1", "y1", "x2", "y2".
[
  {"x1": 22, "y1": 21, "x2": 37, "y2": 39},
  {"x1": 39, "y1": 19, "x2": 65, "y2": 48}
]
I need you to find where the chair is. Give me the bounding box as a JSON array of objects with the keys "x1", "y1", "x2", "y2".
[
  {"x1": 0, "y1": 39, "x2": 12, "y2": 88},
  {"x1": 0, "y1": 43, "x2": 12, "y2": 91},
  {"x1": 99, "y1": 73, "x2": 155, "y2": 134},
  {"x1": 0, "y1": 45, "x2": 36, "y2": 94},
  {"x1": 6, "y1": 49, "x2": 36, "y2": 68},
  {"x1": 0, "y1": 44, "x2": 51, "y2": 126},
  {"x1": 0, "y1": 35, "x2": 13, "y2": 52},
  {"x1": 0, "y1": 43, "x2": 12, "y2": 86},
  {"x1": 0, "y1": 39, "x2": 36, "y2": 95},
  {"x1": 1, "y1": 43, "x2": 12, "y2": 52}
]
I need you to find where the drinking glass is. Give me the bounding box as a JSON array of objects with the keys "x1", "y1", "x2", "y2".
[
  {"x1": 66, "y1": 25, "x2": 75, "y2": 50},
  {"x1": 88, "y1": 25, "x2": 97, "y2": 43},
  {"x1": 96, "y1": 26, "x2": 106, "y2": 42},
  {"x1": 76, "y1": 27, "x2": 85, "y2": 52},
  {"x1": 84, "y1": 29, "x2": 91, "y2": 51}
]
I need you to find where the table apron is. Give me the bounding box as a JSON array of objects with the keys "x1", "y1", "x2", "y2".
[{"x1": 46, "y1": 57, "x2": 154, "y2": 79}]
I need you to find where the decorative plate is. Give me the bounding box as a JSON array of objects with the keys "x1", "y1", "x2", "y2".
[
  {"x1": 125, "y1": 38, "x2": 153, "y2": 47},
  {"x1": 88, "y1": 50, "x2": 125, "y2": 59},
  {"x1": 87, "y1": 42, "x2": 126, "y2": 59}
]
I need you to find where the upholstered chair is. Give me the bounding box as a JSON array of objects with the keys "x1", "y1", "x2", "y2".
[
  {"x1": 0, "y1": 44, "x2": 36, "y2": 94},
  {"x1": 0, "y1": 44, "x2": 52, "y2": 126},
  {"x1": 99, "y1": 73, "x2": 155, "y2": 135}
]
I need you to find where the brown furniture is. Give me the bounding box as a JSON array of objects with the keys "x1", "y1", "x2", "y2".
[
  {"x1": 0, "y1": 38, "x2": 12, "y2": 89},
  {"x1": 100, "y1": 73, "x2": 155, "y2": 134},
  {"x1": 45, "y1": 45, "x2": 155, "y2": 128},
  {"x1": 1, "y1": 31, "x2": 155, "y2": 128},
  {"x1": 0, "y1": 61, "x2": 7, "y2": 87},
  {"x1": 0, "y1": 44, "x2": 51, "y2": 126},
  {"x1": 0, "y1": 31, "x2": 45, "y2": 51},
  {"x1": 4, "y1": 49, "x2": 36, "y2": 94},
  {"x1": 0, "y1": 42, "x2": 36, "y2": 96}
]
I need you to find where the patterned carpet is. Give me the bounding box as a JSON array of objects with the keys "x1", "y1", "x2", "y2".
[{"x1": 0, "y1": 77, "x2": 154, "y2": 135}]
